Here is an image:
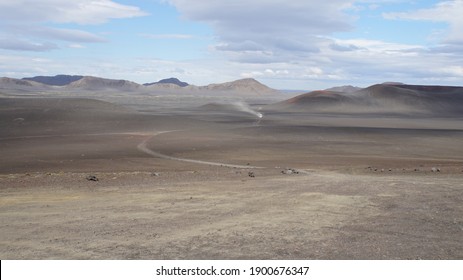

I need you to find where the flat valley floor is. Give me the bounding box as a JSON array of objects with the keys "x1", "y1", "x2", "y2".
[{"x1": 1, "y1": 98, "x2": 462, "y2": 259}]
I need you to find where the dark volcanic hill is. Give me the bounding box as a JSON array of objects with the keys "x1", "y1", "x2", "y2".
[
  {"x1": 23, "y1": 75, "x2": 84, "y2": 86},
  {"x1": 283, "y1": 90, "x2": 355, "y2": 106},
  {"x1": 270, "y1": 84, "x2": 463, "y2": 115},
  {"x1": 144, "y1": 77, "x2": 189, "y2": 87}
]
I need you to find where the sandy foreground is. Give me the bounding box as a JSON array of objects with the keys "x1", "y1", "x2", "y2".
[
  {"x1": 0, "y1": 97, "x2": 462, "y2": 259},
  {"x1": 1, "y1": 169, "x2": 462, "y2": 259}
]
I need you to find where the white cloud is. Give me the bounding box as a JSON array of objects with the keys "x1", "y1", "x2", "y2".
[
  {"x1": 0, "y1": 0, "x2": 146, "y2": 52},
  {"x1": 167, "y1": 0, "x2": 354, "y2": 63},
  {"x1": 384, "y1": 0, "x2": 463, "y2": 44},
  {"x1": 6, "y1": 25, "x2": 107, "y2": 43},
  {"x1": 0, "y1": 38, "x2": 58, "y2": 52},
  {"x1": 68, "y1": 44, "x2": 86, "y2": 49},
  {"x1": 0, "y1": 0, "x2": 147, "y2": 25}
]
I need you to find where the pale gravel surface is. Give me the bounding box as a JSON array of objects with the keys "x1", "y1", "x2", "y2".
[{"x1": 1, "y1": 169, "x2": 462, "y2": 259}]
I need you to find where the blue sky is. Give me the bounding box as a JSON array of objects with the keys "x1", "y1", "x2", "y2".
[{"x1": 0, "y1": 0, "x2": 462, "y2": 89}]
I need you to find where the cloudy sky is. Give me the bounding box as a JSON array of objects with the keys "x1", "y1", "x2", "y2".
[{"x1": 0, "y1": 0, "x2": 462, "y2": 89}]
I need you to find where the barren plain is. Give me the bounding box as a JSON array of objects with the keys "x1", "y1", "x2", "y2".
[{"x1": 1, "y1": 96, "x2": 462, "y2": 259}]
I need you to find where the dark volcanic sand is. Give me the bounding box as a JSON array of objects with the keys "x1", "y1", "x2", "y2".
[{"x1": 0, "y1": 97, "x2": 462, "y2": 259}]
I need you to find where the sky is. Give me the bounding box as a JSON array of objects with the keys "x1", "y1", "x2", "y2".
[{"x1": 0, "y1": 0, "x2": 462, "y2": 90}]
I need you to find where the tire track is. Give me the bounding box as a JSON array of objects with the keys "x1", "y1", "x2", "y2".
[{"x1": 137, "y1": 131, "x2": 264, "y2": 169}]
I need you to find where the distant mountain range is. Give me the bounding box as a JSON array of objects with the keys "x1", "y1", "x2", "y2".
[
  {"x1": 0, "y1": 75, "x2": 279, "y2": 97},
  {"x1": 2, "y1": 74, "x2": 463, "y2": 116},
  {"x1": 21, "y1": 75, "x2": 189, "y2": 87}
]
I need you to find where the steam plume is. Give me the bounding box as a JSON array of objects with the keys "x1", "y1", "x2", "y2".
[{"x1": 232, "y1": 101, "x2": 263, "y2": 119}]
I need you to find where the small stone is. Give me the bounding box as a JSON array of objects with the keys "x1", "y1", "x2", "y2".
[
  {"x1": 248, "y1": 171, "x2": 255, "y2": 178},
  {"x1": 86, "y1": 175, "x2": 98, "y2": 182},
  {"x1": 151, "y1": 172, "x2": 160, "y2": 177}
]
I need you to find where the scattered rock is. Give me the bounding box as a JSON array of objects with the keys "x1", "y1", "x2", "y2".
[
  {"x1": 86, "y1": 175, "x2": 99, "y2": 182},
  {"x1": 282, "y1": 168, "x2": 299, "y2": 175},
  {"x1": 248, "y1": 171, "x2": 255, "y2": 178}
]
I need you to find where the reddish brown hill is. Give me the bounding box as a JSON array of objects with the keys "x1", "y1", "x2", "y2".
[
  {"x1": 284, "y1": 90, "x2": 353, "y2": 104},
  {"x1": 269, "y1": 90, "x2": 356, "y2": 112},
  {"x1": 269, "y1": 84, "x2": 463, "y2": 115}
]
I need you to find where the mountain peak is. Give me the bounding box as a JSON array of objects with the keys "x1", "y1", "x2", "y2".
[
  {"x1": 231, "y1": 78, "x2": 263, "y2": 85},
  {"x1": 203, "y1": 78, "x2": 278, "y2": 96}
]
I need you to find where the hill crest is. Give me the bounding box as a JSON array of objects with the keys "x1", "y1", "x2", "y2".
[
  {"x1": 65, "y1": 76, "x2": 141, "y2": 91},
  {"x1": 144, "y1": 77, "x2": 189, "y2": 87},
  {"x1": 22, "y1": 75, "x2": 84, "y2": 86}
]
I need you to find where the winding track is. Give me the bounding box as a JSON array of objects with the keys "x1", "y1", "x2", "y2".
[
  {"x1": 137, "y1": 130, "x2": 313, "y2": 174},
  {"x1": 0, "y1": 130, "x2": 264, "y2": 169},
  {"x1": 1, "y1": 129, "x2": 312, "y2": 173},
  {"x1": 137, "y1": 130, "x2": 264, "y2": 169}
]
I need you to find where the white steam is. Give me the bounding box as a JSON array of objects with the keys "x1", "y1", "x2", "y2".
[{"x1": 232, "y1": 101, "x2": 263, "y2": 119}]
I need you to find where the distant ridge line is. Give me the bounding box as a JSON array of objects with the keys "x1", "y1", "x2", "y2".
[{"x1": 23, "y1": 75, "x2": 84, "y2": 86}]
